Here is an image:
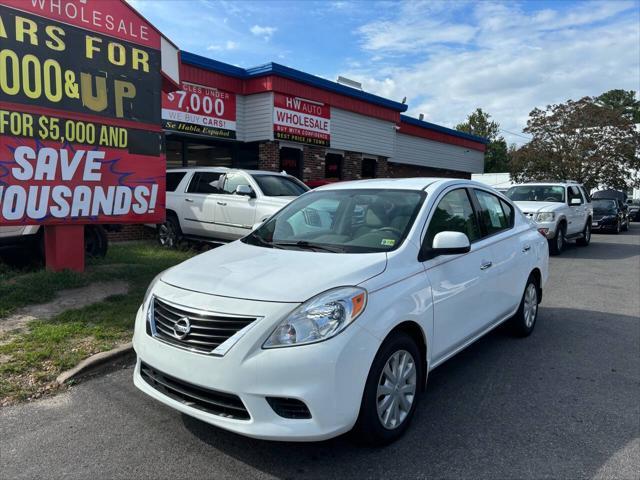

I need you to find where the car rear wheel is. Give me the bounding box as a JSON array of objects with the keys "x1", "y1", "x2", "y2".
[
  {"x1": 576, "y1": 221, "x2": 591, "y2": 246},
  {"x1": 511, "y1": 275, "x2": 540, "y2": 337},
  {"x1": 352, "y1": 331, "x2": 422, "y2": 446}
]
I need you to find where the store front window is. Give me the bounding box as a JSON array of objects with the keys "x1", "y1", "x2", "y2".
[
  {"x1": 325, "y1": 153, "x2": 343, "y2": 180},
  {"x1": 362, "y1": 157, "x2": 377, "y2": 178},
  {"x1": 164, "y1": 134, "x2": 258, "y2": 170},
  {"x1": 280, "y1": 147, "x2": 303, "y2": 179}
]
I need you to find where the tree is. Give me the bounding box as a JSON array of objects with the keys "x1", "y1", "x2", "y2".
[
  {"x1": 597, "y1": 89, "x2": 640, "y2": 123},
  {"x1": 456, "y1": 108, "x2": 509, "y2": 173},
  {"x1": 509, "y1": 97, "x2": 640, "y2": 192}
]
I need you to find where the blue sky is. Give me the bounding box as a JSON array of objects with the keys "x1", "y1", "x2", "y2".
[{"x1": 129, "y1": 0, "x2": 640, "y2": 144}]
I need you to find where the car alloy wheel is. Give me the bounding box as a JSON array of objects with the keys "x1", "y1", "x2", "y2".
[
  {"x1": 523, "y1": 283, "x2": 538, "y2": 328},
  {"x1": 556, "y1": 229, "x2": 564, "y2": 251},
  {"x1": 376, "y1": 349, "x2": 417, "y2": 430},
  {"x1": 158, "y1": 223, "x2": 176, "y2": 248}
]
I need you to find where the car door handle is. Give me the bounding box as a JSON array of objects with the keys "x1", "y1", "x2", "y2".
[
  {"x1": 480, "y1": 261, "x2": 493, "y2": 270},
  {"x1": 217, "y1": 201, "x2": 227, "y2": 206},
  {"x1": 185, "y1": 198, "x2": 194, "y2": 203},
  {"x1": 522, "y1": 245, "x2": 531, "y2": 252}
]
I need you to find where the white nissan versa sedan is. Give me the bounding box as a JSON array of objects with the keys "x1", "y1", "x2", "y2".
[{"x1": 133, "y1": 178, "x2": 548, "y2": 445}]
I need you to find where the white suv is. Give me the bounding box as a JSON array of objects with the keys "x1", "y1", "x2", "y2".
[
  {"x1": 506, "y1": 182, "x2": 593, "y2": 255},
  {"x1": 159, "y1": 168, "x2": 309, "y2": 246}
]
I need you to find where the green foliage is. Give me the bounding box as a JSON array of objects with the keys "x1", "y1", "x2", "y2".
[
  {"x1": 0, "y1": 242, "x2": 197, "y2": 402},
  {"x1": 597, "y1": 89, "x2": 640, "y2": 123},
  {"x1": 456, "y1": 108, "x2": 510, "y2": 173},
  {"x1": 509, "y1": 95, "x2": 640, "y2": 192}
]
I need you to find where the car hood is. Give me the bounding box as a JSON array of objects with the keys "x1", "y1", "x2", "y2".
[
  {"x1": 514, "y1": 201, "x2": 563, "y2": 213},
  {"x1": 160, "y1": 240, "x2": 388, "y2": 303}
]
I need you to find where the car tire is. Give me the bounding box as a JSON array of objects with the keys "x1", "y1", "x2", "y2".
[
  {"x1": 84, "y1": 226, "x2": 108, "y2": 258},
  {"x1": 548, "y1": 223, "x2": 565, "y2": 255},
  {"x1": 576, "y1": 221, "x2": 591, "y2": 246},
  {"x1": 158, "y1": 214, "x2": 181, "y2": 248},
  {"x1": 622, "y1": 218, "x2": 629, "y2": 232},
  {"x1": 352, "y1": 331, "x2": 422, "y2": 446},
  {"x1": 511, "y1": 274, "x2": 540, "y2": 337}
]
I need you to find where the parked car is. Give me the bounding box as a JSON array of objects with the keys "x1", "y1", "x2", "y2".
[
  {"x1": 505, "y1": 182, "x2": 593, "y2": 255},
  {"x1": 591, "y1": 198, "x2": 629, "y2": 233},
  {"x1": 0, "y1": 225, "x2": 111, "y2": 257},
  {"x1": 158, "y1": 168, "x2": 309, "y2": 247},
  {"x1": 627, "y1": 199, "x2": 640, "y2": 222},
  {"x1": 133, "y1": 178, "x2": 548, "y2": 445}
]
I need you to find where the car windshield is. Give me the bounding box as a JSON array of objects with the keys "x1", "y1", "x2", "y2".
[
  {"x1": 506, "y1": 185, "x2": 566, "y2": 203},
  {"x1": 242, "y1": 189, "x2": 426, "y2": 253},
  {"x1": 593, "y1": 199, "x2": 617, "y2": 212},
  {"x1": 252, "y1": 175, "x2": 309, "y2": 197}
]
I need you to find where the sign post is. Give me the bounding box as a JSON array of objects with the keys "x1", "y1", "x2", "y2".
[{"x1": 0, "y1": 0, "x2": 174, "y2": 271}]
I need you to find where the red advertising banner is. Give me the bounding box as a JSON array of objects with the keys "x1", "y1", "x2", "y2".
[
  {"x1": 273, "y1": 93, "x2": 330, "y2": 146},
  {"x1": 162, "y1": 82, "x2": 237, "y2": 139},
  {"x1": 0, "y1": 1, "x2": 165, "y2": 226}
]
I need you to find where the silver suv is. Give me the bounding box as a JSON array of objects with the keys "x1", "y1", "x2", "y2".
[{"x1": 506, "y1": 182, "x2": 593, "y2": 255}]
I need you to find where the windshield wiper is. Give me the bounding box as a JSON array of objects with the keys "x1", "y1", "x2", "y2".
[
  {"x1": 271, "y1": 241, "x2": 346, "y2": 253},
  {"x1": 246, "y1": 232, "x2": 282, "y2": 249}
]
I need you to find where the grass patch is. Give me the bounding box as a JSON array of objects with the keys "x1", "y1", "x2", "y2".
[{"x1": 0, "y1": 242, "x2": 198, "y2": 404}]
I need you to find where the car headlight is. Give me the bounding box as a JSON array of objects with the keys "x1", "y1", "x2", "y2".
[
  {"x1": 263, "y1": 287, "x2": 367, "y2": 348},
  {"x1": 535, "y1": 212, "x2": 555, "y2": 222},
  {"x1": 142, "y1": 272, "x2": 163, "y2": 308}
]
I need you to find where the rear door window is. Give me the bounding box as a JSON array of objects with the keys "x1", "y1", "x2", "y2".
[
  {"x1": 166, "y1": 172, "x2": 186, "y2": 192},
  {"x1": 186, "y1": 172, "x2": 223, "y2": 194},
  {"x1": 474, "y1": 189, "x2": 510, "y2": 235}
]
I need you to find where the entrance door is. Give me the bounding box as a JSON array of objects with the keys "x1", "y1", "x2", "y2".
[{"x1": 280, "y1": 147, "x2": 303, "y2": 180}]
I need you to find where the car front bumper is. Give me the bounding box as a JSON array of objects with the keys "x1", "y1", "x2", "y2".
[
  {"x1": 531, "y1": 220, "x2": 557, "y2": 239},
  {"x1": 132, "y1": 281, "x2": 380, "y2": 441}
]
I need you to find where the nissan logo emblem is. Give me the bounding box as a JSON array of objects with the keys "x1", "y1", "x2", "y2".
[{"x1": 173, "y1": 317, "x2": 191, "y2": 339}]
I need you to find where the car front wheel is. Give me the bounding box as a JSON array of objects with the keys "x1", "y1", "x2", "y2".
[
  {"x1": 549, "y1": 224, "x2": 565, "y2": 255},
  {"x1": 353, "y1": 331, "x2": 422, "y2": 445},
  {"x1": 158, "y1": 215, "x2": 181, "y2": 248}
]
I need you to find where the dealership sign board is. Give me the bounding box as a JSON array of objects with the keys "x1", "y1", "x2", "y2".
[
  {"x1": 162, "y1": 82, "x2": 237, "y2": 139},
  {"x1": 0, "y1": 0, "x2": 166, "y2": 226},
  {"x1": 273, "y1": 93, "x2": 330, "y2": 146}
]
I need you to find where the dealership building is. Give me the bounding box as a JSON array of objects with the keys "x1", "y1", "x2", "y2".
[{"x1": 161, "y1": 51, "x2": 488, "y2": 183}]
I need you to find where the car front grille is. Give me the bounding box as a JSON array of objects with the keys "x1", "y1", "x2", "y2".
[
  {"x1": 148, "y1": 297, "x2": 257, "y2": 354},
  {"x1": 139, "y1": 362, "x2": 250, "y2": 420}
]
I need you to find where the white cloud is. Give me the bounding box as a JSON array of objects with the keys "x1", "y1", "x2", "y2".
[
  {"x1": 347, "y1": 1, "x2": 640, "y2": 146},
  {"x1": 207, "y1": 40, "x2": 238, "y2": 51},
  {"x1": 250, "y1": 25, "x2": 277, "y2": 41}
]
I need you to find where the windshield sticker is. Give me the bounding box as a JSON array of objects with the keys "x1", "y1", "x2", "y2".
[{"x1": 381, "y1": 239, "x2": 396, "y2": 247}]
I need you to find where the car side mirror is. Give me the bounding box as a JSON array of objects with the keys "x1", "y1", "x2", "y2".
[
  {"x1": 235, "y1": 184, "x2": 255, "y2": 198},
  {"x1": 419, "y1": 231, "x2": 471, "y2": 261},
  {"x1": 569, "y1": 198, "x2": 581, "y2": 206}
]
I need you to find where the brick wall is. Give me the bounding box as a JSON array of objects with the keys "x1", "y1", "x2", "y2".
[
  {"x1": 302, "y1": 145, "x2": 325, "y2": 181},
  {"x1": 387, "y1": 162, "x2": 471, "y2": 179},
  {"x1": 258, "y1": 142, "x2": 279, "y2": 171},
  {"x1": 107, "y1": 224, "x2": 155, "y2": 242},
  {"x1": 342, "y1": 151, "x2": 362, "y2": 180},
  {"x1": 377, "y1": 157, "x2": 389, "y2": 178}
]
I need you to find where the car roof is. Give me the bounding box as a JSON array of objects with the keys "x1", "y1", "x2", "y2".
[
  {"x1": 510, "y1": 182, "x2": 581, "y2": 187},
  {"x1": 314, "y1": 177, "x2": 490, "y2": 192},
  {"x1": 166, "y1": 167, "x2": 291, "y2": 176}
]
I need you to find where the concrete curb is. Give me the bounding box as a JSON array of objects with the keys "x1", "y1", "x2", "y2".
[{"x1": 56, "y1": 342, "x2": 134, "y2": 385}]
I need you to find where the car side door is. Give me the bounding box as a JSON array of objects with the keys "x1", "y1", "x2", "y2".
[
  {"x1": 471, "y1": 188, "x2": 526, "y2": 319},
  {"x1": 420, "y1": 187, "x2": 496, "y2": 364},
  {"x1": 566, "y1": 186, "x2": 585, "y2": 235},
  {"x1": 181, "y1": 171, "x2": 223, "y2": 236},
  {"x1": 214, "y1": 172, "x2": 258, "y2": 240}
]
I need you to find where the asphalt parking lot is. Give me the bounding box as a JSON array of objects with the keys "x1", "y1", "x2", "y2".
[{"x1": 1, "y1": 226, "x2": 639, "y2": 480}]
